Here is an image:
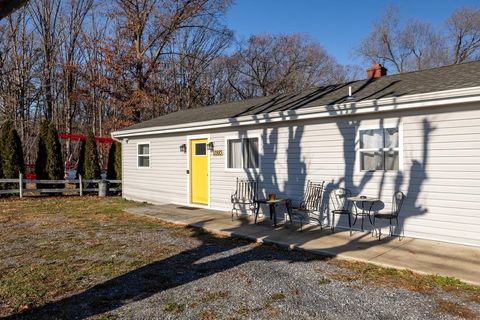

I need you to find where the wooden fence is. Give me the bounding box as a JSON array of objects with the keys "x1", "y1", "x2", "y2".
[{"x1": 0, "y1": 174, "x2": 121, "y2": 198}]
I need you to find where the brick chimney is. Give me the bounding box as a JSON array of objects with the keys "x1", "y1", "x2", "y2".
[{"x1": 367, "y1": 63, "x2": 387, "y2": 79}]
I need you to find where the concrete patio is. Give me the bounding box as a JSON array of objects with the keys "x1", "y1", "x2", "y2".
[{"x1": 126, "y1": 204, "x2": 480, "y2": 285}]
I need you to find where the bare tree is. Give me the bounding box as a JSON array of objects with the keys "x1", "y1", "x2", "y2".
[
  {"x1": 29, "y1": 0, "x2": 62, "y2": 121},
  {"x1": 357, "y1": 5, "x2": 480, "y2": 74},
  {"x1": 357, "y1": 6, "x2": 449, "y2": 73},
  {"x1": 356, "y1": 7, "x2": 407, "y2": 73},
  {"x1": 199, "y1": 55, "x2": 237, "y2": 105},
  {"x1": 447, "y1": 7, "x2": 480, "y2": 64},
  {"x1": 0, "y1": 8, "x2": 40, "y2": 162},
  {"x1": 78, "y1": 5, "x2": 115, "y2": 134},
  {"x1": 58, "y1": 0, "x2": 94, "y2": 155},
  {"x1": 225, "y1": 33, "x2": 347, "y2": 100},
  {"x1": 165, "y1": 13, "x2": 233, "y2": 112},
  {"x1": 0, "y1": 19, "x2": 13, "y2": 119},
  {"x1": 102, "y1": 0, "x2": 232, "y2": 125},
  {"x1": 399, "y1": 19, "x2": 448, "y2": 70}
]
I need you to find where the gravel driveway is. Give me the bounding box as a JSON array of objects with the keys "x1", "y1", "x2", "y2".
[
  {"x1": 106, "y1": 242, "x2": 478, "y2": 320},
  {"x1": 2, "y1": 198, "x2": 477, "y2": 320},
  {"x1": 15, "y1": 229, "x2": 478, "y2": 320}
]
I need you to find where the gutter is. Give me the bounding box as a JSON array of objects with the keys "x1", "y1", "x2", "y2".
[
  {"x1": 111, "y1": 136, "x2": 122, "y2": 143},
  {"x1": 112, "y1": 86, "x2": 480, "y2": 139}
]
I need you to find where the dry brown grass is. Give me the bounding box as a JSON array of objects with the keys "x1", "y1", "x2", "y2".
[
  {"x1": 269, "y1": 292, "x2": 285, "y2": 301},
  {"x1": 0, "y1": 196, "x2": 187, "y2": 316},
  {"x1": 0, "y1": 196, "x2": 255, "y2": 318},
  {"x1": 329, "y1": 259, "x2": 479, "y2": 293},
  {"x1": 199, "y1": 310, "x2": 218, "y2": 320},
  {"x1": 435, "y1": 299, "x2": 477, "y2": 320},
  {"x1": 469, "y1": 293, "x2": 480, "y2": 304},
  {"x1": 328, "y1": 259, "x2": 433, "y2": 292},
  {"x1": 162, "y1": 301, "x2": 184, "y2": 314},
  {"x1": 200, "y1": 290, "x2": 230, "y2": 303}
]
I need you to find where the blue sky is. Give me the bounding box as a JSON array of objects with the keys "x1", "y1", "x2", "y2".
[{"x1": 226, "y1": 0, "x2": 479, "y2": 66}]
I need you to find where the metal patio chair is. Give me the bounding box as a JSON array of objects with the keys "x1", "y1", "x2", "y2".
[
  {"x1": 287, "y1": 180, "x2": 325, "y2": 230},
  {"x1": 373, "y1": 191, "x2": 406, "y2": 240},
  {"x1": 330, "y1": 188, "x2": 353, "y2": 235},
  {"x1": 231, "y1": 178, "x2": 258, "y2": 220}
]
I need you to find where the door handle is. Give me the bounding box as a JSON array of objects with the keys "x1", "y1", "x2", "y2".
[{"x1": 186, "y1": 170, "x2": 190, "y2": 174}]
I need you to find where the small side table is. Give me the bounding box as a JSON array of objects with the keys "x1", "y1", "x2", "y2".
[{"x1": 255, "y1": 198, "x2": 290, "y2": 227}]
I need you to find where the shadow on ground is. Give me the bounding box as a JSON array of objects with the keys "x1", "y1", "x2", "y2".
[{"x1": 7, "y1": 221, "x2": 326, "y2": 320}]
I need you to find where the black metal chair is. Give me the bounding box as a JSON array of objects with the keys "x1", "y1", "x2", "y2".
[
  {"x1": 287, "y1": 180, "x2": 325, "y2": 230},
  {"x1": 231, "y1": 178, "x2": 258, "y2": 220},
  {"x1": 373, "y1": 191, "x2": 406, "y2": 240},
  {"x1": 330, "y1": 188, "x2": 353, "y2": 235}
]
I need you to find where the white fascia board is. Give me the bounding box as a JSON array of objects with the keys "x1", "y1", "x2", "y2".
[{"x1": 112, "y1": 86, "x2": 480, "y2": 138}]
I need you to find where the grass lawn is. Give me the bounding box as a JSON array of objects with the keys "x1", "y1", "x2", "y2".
[
  {"x1": 0, "y1": 197, "x2": 479, "y2": 319},
  {"x1": 0, "y1": 196, "x2": 172, "y2": 317}
]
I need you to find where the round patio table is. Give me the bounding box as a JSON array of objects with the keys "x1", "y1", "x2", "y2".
[{"x1": 347, "y1": 196, "x2": 380, "y2": 231}]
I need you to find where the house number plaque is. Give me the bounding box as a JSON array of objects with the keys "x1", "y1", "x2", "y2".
[{"x1": 213, "y1": 150, "x2": 223, "y2": 156}]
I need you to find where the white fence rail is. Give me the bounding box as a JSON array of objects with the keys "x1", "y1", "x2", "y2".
[{"x1": 0, "y1": 174, "x2": 121, "y2": 197}]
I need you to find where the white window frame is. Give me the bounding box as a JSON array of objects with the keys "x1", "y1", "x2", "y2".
[
  {"x1": 225, "y1": 135, "x2": 261, "y2": 172},
  {"x1": 137, "y1": 142, "x2": 151, "y2": 168},
  {"x1": 356, "y1": 123, "x2": 403, "y2": 173}
]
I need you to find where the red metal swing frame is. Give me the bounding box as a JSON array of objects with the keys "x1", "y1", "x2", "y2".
[{"x1": 24, "y1": 133, "x2": 113, "y2": 180}]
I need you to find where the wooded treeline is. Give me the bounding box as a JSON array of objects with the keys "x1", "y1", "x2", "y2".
[
  {"x1": 356, "y1": 6, "x2": 480, "y2": 73},
  {"x1": 0, "y1": 1, "x2": 479, "y2": 165}
]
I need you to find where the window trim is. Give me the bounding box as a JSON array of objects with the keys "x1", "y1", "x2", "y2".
[
  {"x1": 225, "y1": 135, "x2": 261, "y2": 172},
  {"x1": 137, "y1": 142, "x2": 151, "y2": 168},
  {"x1": 356, "y1": 123, "x2": 403, "y2": 173}
]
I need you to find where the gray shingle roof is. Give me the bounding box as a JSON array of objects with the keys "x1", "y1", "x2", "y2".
[{"x1": 122, "y1": 60, "x2": 480, "y2": 131}]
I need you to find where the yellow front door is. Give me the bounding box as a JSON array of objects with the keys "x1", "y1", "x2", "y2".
[{"x1": 190, "y1": 139, "x2": 208, "y2": 205}]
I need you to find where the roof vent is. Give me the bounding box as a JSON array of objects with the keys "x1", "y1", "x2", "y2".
[
  {"x1": 346, "y1": 86, "x2": 355, "y2": 101},
  {"x1": 367, "y1": 63, "x2": 387, "y2": 79}
]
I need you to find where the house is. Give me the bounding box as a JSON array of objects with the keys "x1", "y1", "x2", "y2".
[{"x1": 112, "y1": 61, "x2": 480, "y2": 247}]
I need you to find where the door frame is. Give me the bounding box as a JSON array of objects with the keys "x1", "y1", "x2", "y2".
[{"x1": 186, "y1": 134, "x2": 211, "y2": 208}]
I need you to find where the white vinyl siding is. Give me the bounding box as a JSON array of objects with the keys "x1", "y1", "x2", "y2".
[
  {"x1": 124, "y1": 137, "x2": 187, "y2": 204},
  {"x1": 122, "y1": 102, "x2": 480, "y2": 247}
]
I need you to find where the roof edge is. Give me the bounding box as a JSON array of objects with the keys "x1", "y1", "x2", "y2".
[{"x1": 112, "y1": 86, "x2": 480, "y2": 139}]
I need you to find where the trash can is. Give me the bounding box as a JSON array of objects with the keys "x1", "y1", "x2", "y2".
[{"x1": 98, "y1": 180, "x2": 110, "y2": 197}]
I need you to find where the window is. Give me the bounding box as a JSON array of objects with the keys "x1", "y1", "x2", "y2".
[
  {"x1": 227, "y1": 137, "x2": 259, "y2": 169},
  {"x1": 195, "y1": 143, "x2": 207, "y2": 156},
  {"x1": 137, "y1": 143, "x2": 150, "y2": 167},
  {"x1": 358, "y1": 127, "x2": 400, "y2": 171}
]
